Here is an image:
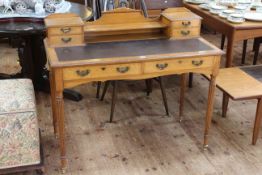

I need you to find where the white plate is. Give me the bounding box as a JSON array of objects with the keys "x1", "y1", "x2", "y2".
[
  {"x1": 223, "y1": 9, "x2": 235, "y2": 14},
  {"x1": 244, "y1": 12, "x2": 262, "y2": 21},
  {"x1": 210, "y1": 5, "x2": 227, "y2": 10},
  {"x1": 199, "y1": 4, "x2": 210, "y2": 10},
  {"x1": 227, "y1": 16, "x2": 245, "y2": 23},
  {"x1": 210, "y1": 9, "x2": 221, "y2": 14},
  {"x1": 219, "y1": 12, "x2": 228, "y2": 18},
  {"x1": 185, "y1": 0, "x2": 206, "y2": 4}
]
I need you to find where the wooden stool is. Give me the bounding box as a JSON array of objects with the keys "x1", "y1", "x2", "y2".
[
  {"x1": 99, "y1": 77, "x2": 169, "y2": 123},
  {"x1": 203, "y1": 66, "x2": 262, "y2": 145},
  {"x1": 0, "y1": 79, "x2": 44, "y2": 174}
]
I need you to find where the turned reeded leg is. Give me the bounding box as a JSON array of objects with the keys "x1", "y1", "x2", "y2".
[
  {"x1": 110, "y1": 81, "x2": 118, "y2": 123},
  {"x1": 204, "y1": 74, "x2": 217, "y2": 149},
  {"x1": 252, "y1": 98, "x2": 262, "y2": 145},
  {"x1": 49, "y1": 71, "x2": 58, "y2": 137},
  {"x1": 222, "y1": 93, "x2": 230, "y2": 118},
  {"x1": 55, "y1": 91, "x2": 67, "y2": 173},
  {"x1": 96, "y1": 81, "x2": 102, "y2": 99},
  {"x1": 179, "y1": 74, "x2": 187, "y2": 122},
  {"x1": 100, "y1": 81, "x2": 110, "y2": 101}
]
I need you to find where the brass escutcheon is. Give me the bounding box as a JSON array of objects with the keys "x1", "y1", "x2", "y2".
[
  {"x1": 116, "y1": 66, "x2": 129, "y2": 73},
  {"x1": 60, "y1": 27, "x2": 71, "y2": 33},
  {"x1": 192, "y1": 60, "x2": 204, "y2": 66},
  {"x1": 156, "y1": 63, "x2": 168, "y2": 70},
  {"x1": 61, "y1": 37, "x2": 72, "y2": 43},
  {"x1": 181, "y1": 30, "x2": 190, "y2": 36},
  {"x1": 76, "y1": 70, "x2": 90, "y2": 77},
  {"x1": 182, "y1": 21, "x2": 191, "y2": 27}
]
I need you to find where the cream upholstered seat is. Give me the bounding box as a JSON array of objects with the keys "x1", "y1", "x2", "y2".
[{"x1": 0, "y1": 79, "x2": 40, "y2": 170}]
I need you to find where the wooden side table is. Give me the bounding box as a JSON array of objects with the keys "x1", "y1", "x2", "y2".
[{"x1": 206, "y1": 66, "x2": 262, "y2": 145}]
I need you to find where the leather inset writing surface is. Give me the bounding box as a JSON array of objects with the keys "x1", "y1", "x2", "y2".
[
  {"x1": 55, "y1": 39, "x2": 213, "y2": 61},
  {"x1": 241, "y1": 66, "x2": 262, "y2": 83}
]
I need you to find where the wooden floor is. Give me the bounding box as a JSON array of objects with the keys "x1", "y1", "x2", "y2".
[{"x1": 1, "y1": 33, "x2": 262, "y2": 175}]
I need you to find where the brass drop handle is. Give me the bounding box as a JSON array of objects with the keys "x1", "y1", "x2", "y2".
[
  {"x1": 156, "y1": 63, "x2": 168, "y2": 70},
  {"x1": 182, "y1": 21, "x2": 191, "y2": 27},
  {"x1": 60, "y1": 27, "x2": 71, "y2": 33},
  {"x1": 76, "y1": 69, "x2": 90, "y2": 77},
  {"x1": 116, "y1": 66, "x2": 129, "y2": 73},
  {"x1": 181, "y1": 30, "x2": 190, "y2": 36},
  {"x1": 61, "y1": 37, "x2": 72, "y2": 43},
  {"x1": 192, "y1": 60, "x2": 203, "y2": 66}
]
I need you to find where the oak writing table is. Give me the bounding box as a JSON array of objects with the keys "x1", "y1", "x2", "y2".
[
  {"x1": 44, "y1": 8, "x2": 223, "y2": 171},
  {"x1": 45, "y1": 37, "x2": 223, "y2": 171},
  {"x1": 184, "y1": 3, "x2": 262, "y2": 68}
]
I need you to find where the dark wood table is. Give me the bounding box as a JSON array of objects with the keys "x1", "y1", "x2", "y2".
[
  {"x1": 0, "y1": 2, "x2": 92, "y2": 101},
  {"x1": 184, "y1": 3, "x2": 262, "y2": 67}
]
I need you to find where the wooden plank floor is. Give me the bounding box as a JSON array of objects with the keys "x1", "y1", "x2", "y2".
[{"x1": 0, "y1": 33, "x2": 261, "y2": 175}]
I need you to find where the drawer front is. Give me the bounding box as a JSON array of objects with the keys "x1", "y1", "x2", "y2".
[
  {"x1": 48, "y1": 35, "x2": 84, "y2": 46},
  {"x1": 173, "y1": 20, "x2": 200, "y2": 28},
  {"x1": 171, "y1": 28, "x2": 200, "y2": 38},
  {"x1": 63, "y1": 63, "x2": 142, "y2": 81},
  {"x1": 48, "y1": 27, "x2": 83, "y2": 36},
  {"x1": 144, "y1": 57, "x2": 214, "y2": 74}
]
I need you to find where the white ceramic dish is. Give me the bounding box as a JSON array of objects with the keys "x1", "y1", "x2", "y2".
[
  {"x1": 244, "y1": 12, "x2": 262, "y2": 21},
  {"x1": 210, "y1": 4, "x2": 227, "y2": 10},
  {"x1": 219, "y1": 12, "x2": 228, "y2": 18},
  {"x1": 223, "y1": 9, "x2": 235, "y2": 14},
  {"x1": 199, "y1": 3, "x2": 210, "y2": 10},
  {"x1": 252, "y1": 2, "x2": 262, "y2": 10},
  {"x1": 227, "y1": 16, "x2": 245, "y2": 23},
  {"x1": 185, "y1": 0, "x2": 206, "y2": 5},
  {"x1": 210, "y1": 9, "x2": 221, "y2": 14}
]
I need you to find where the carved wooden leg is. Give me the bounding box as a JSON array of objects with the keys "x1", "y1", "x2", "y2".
[
  {"x1": 203, "y1": 74, "x2": 217, "y2": 149},
  {"x1": 252, "y1": 98, "x2": 262, "y2": 145},
  {"x1": 55, "y1": 91, "x2": 67, "y2": 172},
  {"x1": 159, "y1": 77, "x2": 169, "y2": 116},
  {"x1": 100, "y1": 81, "x2": 110, "y2": 101},
  {"x1": 241, "y1": 40, "x2": 248, "y2": 65},
  {"x1": 179, "y1": 74, "x2": 187, "y2": 122},
  {"x1": 222, "y1": 93, "x2": 230, "y2": 118},
  {"x1": 110, "y1": 81, "x2": 118, "y2": 123},
  {"x1": 96, "y1": 81, "x2": 102, "y2": 99},
  {"x1": 49, "y1": 71, "x2": 58, "y2": 137}
]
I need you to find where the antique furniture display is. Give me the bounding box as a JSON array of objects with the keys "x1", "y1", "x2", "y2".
[
  {"x1": 44, "y1": 8, "x2": 223, "y2": 171},
  {"x1": 0, "y1": 2, "x2": 91, "y2": 101},
  {"x1": 0, "y1": 79, "x2": 44, "y2": 174},
  {"x1": 100, "y1": 77, "x2": 169, "y2": 123},
  {"x1": 205, "y1": 65, "x2": 262, "y2": 145},
  {"x1": 184, "y1": 2, "x2": 262, "y2": 68}
]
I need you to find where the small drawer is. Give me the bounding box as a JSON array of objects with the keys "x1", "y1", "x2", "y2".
[
  {"x1": 48, "y1": 35, "x2": 84, "y2": 46},
  {"x1": 171, "y1": 28, "x2": 200, "y2": 38},
  {"x1": 48, "y1": 26, "x2": 83, "y2": 36},
  {"x1": 144, "y1": 57, "x2": 214, "y2": 74},
  {"x1": 173, "y1": 20, "x2": 201, "y2": 28},
  {"x1": 63, "y1": 63, "x2": 142, "y2": 81}
]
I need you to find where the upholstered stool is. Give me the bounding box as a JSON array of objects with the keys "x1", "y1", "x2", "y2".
[{"x1": 0, "y1": 79, "x2": 43, "y2": 174}]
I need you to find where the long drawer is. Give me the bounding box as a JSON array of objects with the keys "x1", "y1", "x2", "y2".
[
  {"x1": 63, "y1": 63, "x2": 142, "y2": 81},
  {"x1": 143, "y1": 56, "x2": 214, "y2": 74}
]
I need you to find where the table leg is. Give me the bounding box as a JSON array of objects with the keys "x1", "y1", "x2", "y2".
[
  {"x1": 252, "y1": 98, "x2": 262, "y2": 145},
  {"x1": 225, "y1": 32, "x2": 235, "y2": 67},
  {"x1": 222, "y1": 93, "x2": 230, "y2": 118},
  {"x1": 204, "y1": 74, "x2": 217, "y2": 149},
  {"x1": 49, "y1": 71, "x2": 58, "y2": 137},
  {"x1": 55, "y1": 90, "x2": 67, "y2": 173},
  {"x1": 179, "y1": 73, "x2": 187, "y2": 122}
]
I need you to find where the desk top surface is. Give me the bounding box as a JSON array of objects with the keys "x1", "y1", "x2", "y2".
[
  {"x1": 215, "y1": 65, "x2": 262, "y2": 100},
  {"x1": 47, "y1": 38, "x2": 223, "y2": 67}
]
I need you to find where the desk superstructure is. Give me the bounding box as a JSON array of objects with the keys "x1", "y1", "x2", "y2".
[{"x1": 44, "y1": 8, "x2": 223, "y2": 172}]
